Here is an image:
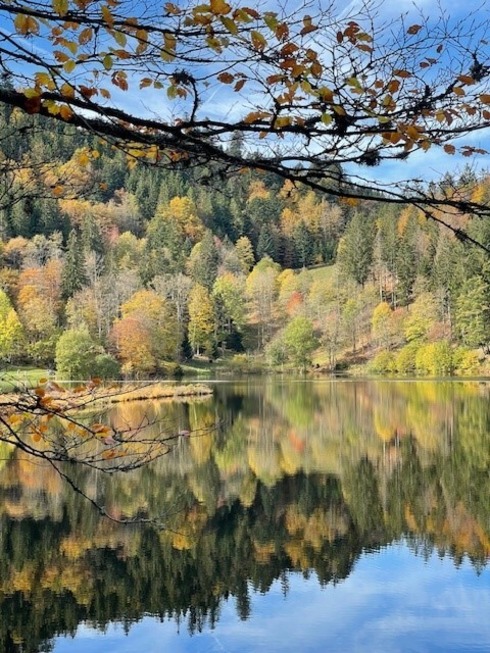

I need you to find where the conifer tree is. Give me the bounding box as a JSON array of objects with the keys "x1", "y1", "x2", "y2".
[
  {"x1": 61, "y1": 230, "x2": 86, "y2": 300},
  {"x1": 337, "y1": 213, "x2": 375, "y2": 286}
]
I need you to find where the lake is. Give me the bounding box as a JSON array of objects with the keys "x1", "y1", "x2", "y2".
[{"x1": 1, "y1": 379, "x2": 489, "y2": 652}]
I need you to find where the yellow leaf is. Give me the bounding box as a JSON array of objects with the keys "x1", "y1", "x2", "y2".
[
  {"x1": 64, "y1": 40, "x2": 78, "y2": 55},
  {"x1": 60, "y1": 83, "x2": 75, "y2": 99},
  {"x1": 113, "y1": 31, "x2": 126, "y2": 48},
  {"x1": 210, "y1": 0, "x2": 232, "y2": 14},
  {"x1": 251, "y1": 30, "x2": 267, "y2": 51},
  {"x1": 103, "y1": 54, "x2": 113, "y2": 70},
  {"x1": 273, "y1": 116, "x2": 292, "y2": 128},
  {"x1": 63, "y1": 59, "x2": 76, "y2": 74},
  {"x1": 23, "y1": 87, "x2": 41, "y2": 99},
  {"x1": 78, "y1": 151, "x2": 90, "y2": 166},
  {"x1": 318, "y1": 87, "x2": 334, "y2": 102},
  {"x1": 162, "y1": 32, "x2": 177, "y2": 61},
  {"x1": 101, "y1": 4, "x2": 115, "y2": 27},
  {"x1": 220, "y1": 16, "x2": 238, "y2": 34},
  {"x1": 52, "y1": 0, "x2": 69, "y2": 15},
  {"x1": 35, "y1": 73, "x2": 52, "y2": 88},
  {"x1": 405, "y1": 125, "x2": 422, "y2": 140},
  {"x1": 14, "y1": 14, "x2": 39, "y2": 35}
]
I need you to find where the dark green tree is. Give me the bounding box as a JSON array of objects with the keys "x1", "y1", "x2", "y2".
[
  {"x1": 337, "y1": 212, "x2": 375, "y2": 286},
  {"x1": 61, "y1": 230, "x2": 87, "y2": 300}
]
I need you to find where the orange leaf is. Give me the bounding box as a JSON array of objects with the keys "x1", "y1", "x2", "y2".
[
  {"x1": 234, "y1": 79, "x2": 246, "y2": 92},
  {"x1": 407, "y1": 24, "x2": 422, "y2": 35},
  {"x1": 393, "y1": 69, "x2": 411, "y2": 79},
  {"x1": 218, "y1": 72, "x2": 235, "y2": 84}
]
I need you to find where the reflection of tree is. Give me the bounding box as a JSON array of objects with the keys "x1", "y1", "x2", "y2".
[{"x1": 0, "y1": 380, "x2": 489, "y2": 651}]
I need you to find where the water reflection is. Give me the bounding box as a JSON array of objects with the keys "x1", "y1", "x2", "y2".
[{"x1": 0, "y1": 380, "x2": 489, "y2": 652}]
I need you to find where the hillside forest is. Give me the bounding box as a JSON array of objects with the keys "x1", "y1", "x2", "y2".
[{"x1": 1, "y1": 107, "x2": 490, "y2": 378}]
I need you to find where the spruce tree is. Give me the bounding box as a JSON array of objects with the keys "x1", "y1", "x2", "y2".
[{"x1": 61, "y1": 230, "x2": 86, "y2": 300}]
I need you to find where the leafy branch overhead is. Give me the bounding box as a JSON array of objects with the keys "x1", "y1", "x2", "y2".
[{"x1": 0, "y1": 0, "x2": 490, "y2": 215}]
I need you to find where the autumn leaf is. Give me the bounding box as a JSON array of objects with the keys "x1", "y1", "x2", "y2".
[
  {"x1": 218, "y1": 72, "x2": 235, "y2": 84},
  {"x1": 251, "y1": 30, "x2": 267, "y2": 51},
  {"x1": 210, "y1": 0, "x2": 232, "y2": 15},
  {"x1": 14, "y1": 14, "x2": 39, "y2": 35},
  {"x1": 52, "y1": 0, "x2": 69, "y2": 15},
  {"x1": 220, "y1": 16, "x2": 238, "y2": 34},
  {"x1": 407, "y1": 24, "x2": 422, "y2": 35}
]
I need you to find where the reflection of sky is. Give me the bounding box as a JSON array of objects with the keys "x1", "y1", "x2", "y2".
[{"x1": 52, "y1": 542, "x2": 490, "y2": 653}]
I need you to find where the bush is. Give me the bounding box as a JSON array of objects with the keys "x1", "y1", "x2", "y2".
[
  {"x1": 159, "y1": 361, "x2": 183, "y2": 378},
  {"x1": 415, "y1": 340, "x2": 453, "y2": 376},
  {"x1": 368, "y1": 350, "x2": 396, "y2": 375},
  {"x1": 55, "y1": 328, "x2": 103, "y2": 380},
  {"x1": 93, "y1": 354, "x2": 121, "y2": 380},
  {"x1": 453, "y1": 347, "x2": 481, "y2": 376},
  {"x1": 394, "y1": 342, "x2": 420, "y2": 375}
]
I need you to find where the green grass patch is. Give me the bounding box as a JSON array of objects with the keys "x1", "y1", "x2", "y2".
[{"x1": 0, "y1": 366, "x2": 50, "y2": 391}]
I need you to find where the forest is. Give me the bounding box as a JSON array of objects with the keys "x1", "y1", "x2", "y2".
[{"x1": 1, "y1": 106, "x2": 490, "y2": 378}]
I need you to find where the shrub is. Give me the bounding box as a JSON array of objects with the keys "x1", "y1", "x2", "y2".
[
  {"x1": 453, "y1": 347, "x2": 481, "y2": 376},
  {"x1": 368, "y1": 350, "x2": 396, "y2": 375},
  {"x1": 415, "y1": 340, "x2": 453, "y2": 376},
  {"x1": 93, "y1": 354, "x2": 121, "y2": 380},
  {"x1": 394, "y1": 342, "x2": 420, "y2": 375}
]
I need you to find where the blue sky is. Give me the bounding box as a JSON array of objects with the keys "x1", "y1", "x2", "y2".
[
  {"x1": 52, "y1": 543, "x2": 490, "y2": 653},
  {"x1": 1, "y1": 0, "x2": 489, "y2": 185}
]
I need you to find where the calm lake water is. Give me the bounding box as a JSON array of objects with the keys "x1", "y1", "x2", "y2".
[{"x1": 1, "y1": 379, "x2": 489, "y2": 653}]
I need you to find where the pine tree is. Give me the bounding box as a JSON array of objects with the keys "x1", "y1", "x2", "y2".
[
  {"x1": 337, "y1": 212, "x2": 375, "y2": 286},
  {"x1": 188, "y1": 230, "x2": 218, "y2": 289},
  {"x1": 61, "y1": 230, "x2": 87, "y2": 300}
]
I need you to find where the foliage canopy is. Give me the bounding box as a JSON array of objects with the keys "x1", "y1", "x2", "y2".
[{"x1": 1, "y1": 0, "x2": 490, "y2": 224}]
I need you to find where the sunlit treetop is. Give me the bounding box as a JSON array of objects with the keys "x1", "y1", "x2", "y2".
[{"x1": 1, "y1": 0, "x2": 490, "y2": 224}]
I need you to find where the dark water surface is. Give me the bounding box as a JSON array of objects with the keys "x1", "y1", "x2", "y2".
[{"x1": 1, "y1": 379, "x2": 489, "y2": 652}]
